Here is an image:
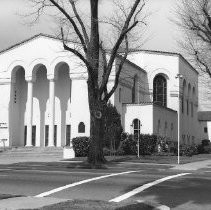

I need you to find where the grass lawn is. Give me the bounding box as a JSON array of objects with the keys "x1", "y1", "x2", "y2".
[
  {"x1": 28, "y1": 200, "x2": 154, "y2": 210},
  {"x1": 64, "y1": 153, "x2": 211, "y2": 165}
]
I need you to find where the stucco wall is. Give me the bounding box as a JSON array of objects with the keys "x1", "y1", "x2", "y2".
[{"x1": 123, "y1": 103, "x2": 177, "y2": 142}]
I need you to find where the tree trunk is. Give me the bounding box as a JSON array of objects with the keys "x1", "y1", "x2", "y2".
[{"x1": 87, "y1": 85, "x2": 106, "y2": 166}]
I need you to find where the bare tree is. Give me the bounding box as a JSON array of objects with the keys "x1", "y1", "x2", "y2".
[
  {"x1": 175, "y1": 0, "x2": 211, "y2": 76},
  {"x1": 27, "y1": 0, "x2": 147, "y2": 166}
]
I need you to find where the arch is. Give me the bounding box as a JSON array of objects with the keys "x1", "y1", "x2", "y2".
[
  {"x1": 149, "y1": 68, "x2": 170, "y2": 88},
  {"x1": 78, "y1": 122, "x2": 85, "y2": 133},
  {"x1": 27, "y1": 58, "x2": 49, "y2": 81},
  {"x1": 32, "y1": 64, "x2": 48, "y2": 82},
  {"x1": 54, "y1": 62, "x2": 70, "y2": 81},
  {"x1": 153, "y1": 74, "x2": 167, "y2": 106},
  {"x1": 132, "y1": 118, "x2": 141, "y2": 136}
]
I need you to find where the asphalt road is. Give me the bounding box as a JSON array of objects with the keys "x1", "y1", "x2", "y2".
[{"x1": 0, "y1": 161, "x2": 210, "y2": 209}]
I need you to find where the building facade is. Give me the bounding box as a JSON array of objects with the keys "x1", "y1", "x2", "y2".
[{"x1": 0, "y1": 34, "x2": 207, "y2": 147}]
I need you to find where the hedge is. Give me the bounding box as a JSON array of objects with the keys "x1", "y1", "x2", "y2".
[{"x1": 72, "y1": 137, "x2": 90, "y2": 157}]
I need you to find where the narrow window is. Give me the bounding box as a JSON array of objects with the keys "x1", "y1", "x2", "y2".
[
  {"x1": 192, "y1": 136, "x2": 195, "y2": 145},
  {"x1": 78, "y1": 122, "x2": 85, "y2": 133},
  {"x1": 204, "y1": 127, "x2": 208, "y2": 133},
  {"x1": 32, "y1": 125, "x2": 36, "y2": 146},
  {"x1": 24, "y1": 126, "x2": 27, "y2": 146},
  {"x1": 187, "y1": 100, "x2": 189, "y2": 115},
  {"x1": 66, "y1": 125, "x2": 71, "y2": 146},
  {"x1": 45, "y1": 125, "x2": 49, "y2": 147},
  {"x1": 54, "y1": 125, "x2": 57, "y2": 146},
  {"x1": 191, "y1": 102, "x2": 193, "y2": 117}
]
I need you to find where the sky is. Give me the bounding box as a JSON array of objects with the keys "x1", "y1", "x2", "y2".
[{"x1": 0, "y1": 0, "x2": 180, "y2": 53}]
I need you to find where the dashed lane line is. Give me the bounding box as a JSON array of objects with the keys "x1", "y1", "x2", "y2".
[
  {"x1": 109, "y1": 173, "x2": 191, "y2": 202},
  {"x1": 35, "y1": 170, "x2": 140, "y2": 198}
]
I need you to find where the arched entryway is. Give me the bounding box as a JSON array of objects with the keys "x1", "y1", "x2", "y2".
[
  {"x1": 10, "y1": 67, "x2": 27, "y2": 146},
  {"x1": 55, "y1": 62, "x2": 72, "y2": 146}
]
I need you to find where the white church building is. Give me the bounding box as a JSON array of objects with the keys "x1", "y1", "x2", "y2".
[{"x1": 0, "y1": 34, "x2": 209, "y2": 148}]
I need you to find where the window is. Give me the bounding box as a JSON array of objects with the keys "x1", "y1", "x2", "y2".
[
  {"x1": 171, "y1": 123, "x2": 174, "y2": 139},
  {"x1": 66, "y1": 125, "x2": 71, "y2": 146},
  {"x1": 54, "y1": 125, "x2": 57, "y2": 146},
  {"x1": 182, "y1": 80, "x2": 186, "y2": 114},
  {"x1": 78, "y1": 122, "x2": 85, "y2": 133},
  {"x1": 24, "y1": 126, "x2": 27, "y2": 146},
  {"x1": 181, "y1": 96, "x2": 184, "y2": 113},
  {"x1": 187, "y1": 135, "x2": 190, "y2": 145},
  {"x1": 157, "y1": 119, "x2": 161, "y2": 135},
  {"x1": 187, "y1": 100, "x2": 189, "y2": 115},
  {"x1": 164, "y1": 122, "x2": 168, "y2": 136},
  {"x1": 191, "y1": 102, "x2": 193, "y2": 117},
  {"x1": 132, "y1": 76, "x2": 137, "y2": 103},
  {"x1": 182, "y1": 134, "x2": 186, "y2": 144},
  {"x1": 45, "y1": 125, "x2": 49, "y2": 146},
  {"x1": 204, "y1": 127, "x2": 208, "y2": 133},
  {"x1": 153, "y1": 75, "x2": 167, "y2": 106},
  {"x1": 192, "y1": 136, "x2": 195, "y2": 145},
  {"x1": 133, "y1": 119, "x2": 141, "y2": 136},
  {"x1": 32, "y1": 125, "x2": 36, "y2": 146}
]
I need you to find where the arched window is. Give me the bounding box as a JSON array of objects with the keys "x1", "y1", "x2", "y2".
[
  {"x1": 132, "y1": 119, "x2": 141, "y2": 136},
  {"x1": 153, "y1": 74, "x2": 167, "y2": 106},
  {"x1": 78, "y1": 122, "x2": 85, "y2": 133}
]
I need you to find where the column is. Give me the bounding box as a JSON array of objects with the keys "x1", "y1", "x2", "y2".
[
  {"x1": 26, "y1": 81, "x2": 33, "y2": 147},
  {"x1": 48, "y1": 79, "x2": 55, "y2": 147}
]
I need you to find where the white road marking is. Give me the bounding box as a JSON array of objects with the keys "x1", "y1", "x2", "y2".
[
  {"x1": 109, "y1": 173, "x2": 190, "y2": 202},
  {"x1": 35, "y1": 170, "x2": 140, "y2": 198}
]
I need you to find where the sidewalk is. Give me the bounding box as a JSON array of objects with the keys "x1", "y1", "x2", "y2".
[
  {"x1": 172, "y1": 159, "x2": 211, "y2": 171},
  {"x1": 0, "y1": 196, "x2": 68, "y2": 210}
]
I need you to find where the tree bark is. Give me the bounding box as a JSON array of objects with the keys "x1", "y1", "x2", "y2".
[{"x1": 87, "y1": 81, "x2": 106, "y2": 166}]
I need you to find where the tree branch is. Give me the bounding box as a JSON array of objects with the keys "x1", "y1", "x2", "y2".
[
  {"x1": 49, "y1": 0, "x2": 87, "y2": 52},
  {"x1": 68, "y1": 0, "x2": 89, "y2": 45},
  {"x1": 104, "y1": 35, "x2": 129, "y2": 102}
]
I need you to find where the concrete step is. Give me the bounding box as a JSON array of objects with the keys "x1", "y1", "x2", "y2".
[{"x1": 0, "y1": 147, "x2": 64, "y2": 155}]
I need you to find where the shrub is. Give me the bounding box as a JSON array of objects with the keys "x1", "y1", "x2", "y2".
[
  {"x1": 202, "y1": 139, "x2": 210, "y2": 146},
  {"x1": 139, "y1": 134, "x2": 158, "y2": 156},
  {"x1": 104, "y1": 102, "x2": 123, "y2": 151},
  {"x1": 204, "y1": 145, "x2": 211, "y2": 154},
  {"x1": 180, "y1": 144, "x2": 198, "y2": 156},
  {"x1": 197, "y1": 139, "x2": 211, "y2": 154},
  {"x1": 121, "y1": 134, "x2": 137, "y2": 155},
  {"x1": 72, "y1": 137, "x2": 90, "y2": 157},
  {"x1": 119, "y1": 133, "x2": 158, "y2": 156}
]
